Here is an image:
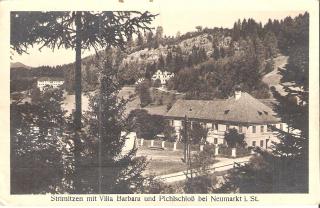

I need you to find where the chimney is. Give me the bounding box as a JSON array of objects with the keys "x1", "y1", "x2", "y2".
[{"x1": 234, "y1": 85, "x2": 242, "y2": 100}]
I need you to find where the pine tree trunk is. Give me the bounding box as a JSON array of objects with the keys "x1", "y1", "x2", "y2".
[
  {"x1": 73, "y1": 11, "x2": 82, "y2": 193},
  {"x1": 75, "y1": 13, "x2": 82, "y2": 130}
]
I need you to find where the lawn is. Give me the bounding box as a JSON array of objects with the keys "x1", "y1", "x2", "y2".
[
  {"x1": 136, "y1": 147, "x2": 188, "y2": 176},
  {"x1": 145, "y1": 160, "x2": 188, "y2": 176}
]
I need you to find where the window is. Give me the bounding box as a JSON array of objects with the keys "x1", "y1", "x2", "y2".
[
  {"x1": 226, "y1": 125, "x2": 230, "y2": 130},
  {"x1": 239, "y1": 125, "x2": 243, "y2": 133},
  {"x1": 214, "y1": 138, "x2": 218, "y2": 144},
  {"x1": 252, "y1": 141, "x2": 256, "y2": 146},
  {"x1": 252, "y1": 126, "x2": 256, "y2": 133},
  {"x1": 260, "y1": 140, "x2": 264, "y2": 147},
  {"x1": 260, "y1": 125, "x2": 264, "y2": 133},
  {"x1": 214, "y1": 124, "x2": 218, "y2": 130}
]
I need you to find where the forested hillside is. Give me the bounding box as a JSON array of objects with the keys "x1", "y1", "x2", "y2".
[{"x1": 11, "y1": 12, "x2": 309, "y2": 100}]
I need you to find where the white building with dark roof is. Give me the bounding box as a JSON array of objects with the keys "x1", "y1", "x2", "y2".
[
  {"x1": 151, "y1": 70, "x2": 174, "y2": 85},
  {"x1": 165, "y1": 89, "x2": 287, "y2": 149},
  {"x1": 37, "y1": 77, "x2": 64, "y2": 91}
]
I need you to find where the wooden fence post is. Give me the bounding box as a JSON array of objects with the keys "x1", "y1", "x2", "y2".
[
  {"x1": 161, "y1": 141, "x2": 165, "y2": 148},
  {"x1": 215, "y1": 145, "x2": 219, "y2": 156},
  {"x1": 232, "y1": 148, "x2": 237, "y2": 158},
  {"x1": 140, "y1": 138, "x2": 144, "y2": 146},
  {"x1": 173, "y1": 142, "x2": 177, "y2": 151},
  {"x1": 150, "y1": 140, "x2": 154, "y2": 147}
]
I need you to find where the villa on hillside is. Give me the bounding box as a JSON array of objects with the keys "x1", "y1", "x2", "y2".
[
  {"x1": 151, "y1": 70, "x2": 174, "y2": 86},
  {"x1": 165, "y1": 88, "x2": 287, "y2": 149},
  {"x1": 37, "y1": 77, "x2": 64, "y2": 91}
]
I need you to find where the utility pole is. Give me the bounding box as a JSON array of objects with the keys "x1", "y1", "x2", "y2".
[
  {"x1": 183, "y1": 115, "x2": 188, "y2": 163},
  {"x1": 183, "y1": 108, "x2": 193, "y2": 181}
]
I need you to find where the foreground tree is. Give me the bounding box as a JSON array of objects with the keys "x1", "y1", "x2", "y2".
[
  {"x1": 135, "y1": 80, "x2": 152, "y2": 107},
  {"x1": 11, "y1": 11, "x2": 156, "y2": 130},
  {"x1": 81, "y1": 49, "x2": 148, "y2": 193},
  {"x1": 11, "y1": 11, "x2": 156, "y2": 192},
  {"x1": 11, "y1": 88, "x2": 70, "y2": 193},
  {"x1": 184, "y1": 144, "x2": 218, "y2": 193}
]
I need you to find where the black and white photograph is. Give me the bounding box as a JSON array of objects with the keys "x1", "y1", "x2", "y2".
[{"x1": 5, "y1": 0, "x2": 317, "y2": 199}]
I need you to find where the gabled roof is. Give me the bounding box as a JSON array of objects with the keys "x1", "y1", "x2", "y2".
[{"x1": 165, "y1": 92, "x2": 281, "y2": 124}]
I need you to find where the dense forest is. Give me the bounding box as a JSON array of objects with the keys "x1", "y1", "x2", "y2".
[{"x1": 11, "y1": 12, "x2": 309, "y2": 100}]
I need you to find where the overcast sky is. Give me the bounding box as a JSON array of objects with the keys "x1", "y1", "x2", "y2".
[{"x1": 10, "y1": 0, "x2": 307, "y2": 67}]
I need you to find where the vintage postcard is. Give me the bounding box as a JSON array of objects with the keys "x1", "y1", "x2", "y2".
[{"x1": 0, "y1": 0, "x2": 319, "y2": 206}]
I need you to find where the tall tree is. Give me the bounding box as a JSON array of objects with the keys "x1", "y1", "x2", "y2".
[
  {"x1": 135, "y1": 80, "x2": 152, "y2": 107},
  {"x1": 82, "y1": 50, "x2": 148, "y2": 193},
  {"x1": 11, "y1": 88, "x2": 70, "y2": 193},
  {"x1": 136, "y1": 31, "x2": 145, "y2": 47},
  {"x1": 146, "y1": 31, "x2": 154, "y2": 48},
  {"x1": 184, "y1": 144, "x2": 218, "y2": 193},
  {"x1": 11, "y1": 11, "x2": 156, "y2": 192},
  {"x1": 263, "y1": 31, "x2": 278, "y2": 58},
  {"x1": 11, "y1": 11, "x2": 155, "y2": 130}
]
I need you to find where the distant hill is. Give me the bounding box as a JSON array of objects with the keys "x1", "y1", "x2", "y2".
[{"x1": 10, "y1": 62, "x2": 32, "y2": 69}]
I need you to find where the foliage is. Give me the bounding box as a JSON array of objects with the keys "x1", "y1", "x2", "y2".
[
  {"x1": 220, "y1": 14, "x2": 309, "y2": 193},
  {"x1": 11, "y1": 12, "x2": 157, "y2": 193},
  {"x1": 30, "y1": 87, "x2": 41, "y2": 103},
  {"x1": 139, "y1": 176, "x2": 178, "y2": 194},
  {"x1": 135, "y1": 80, "x2": 152, "y2": 107},
  {"x1": 224, "y1": 128, "x2": 246, "y2": 148},
  {"x1": 11, "y1": 11, "x2": 156, "y2": 54},
  {"x1": 184, "y1": 175, "x2": 218, "y2": 193},
  {"x1": 189, "y1": 123, "x2": 208, "y2": 144},
  {"x1": 11, "y1": 88, "x2": 70, "y2": 194},
  {"x1": 152, "y1": 79, "x2": 161, "y2": 88},
  {"x1": 81, "y1": 51, "x2": 149, "y2": 193},
  {"x1": 127, "y1": 109, "x2": 165, "y2": 140},
  {"x1": 192, "y1": 144, "x2": 216, "y2": 172},
  {"x1": 163, "y1": 123, "x2": 177, "y2": 142},
  {"x1": 170, "y1": 53, "x2": 269, "y2": 99},
  {"x1": 184, "y1": 144, "x2": 218, "y2": 193}
]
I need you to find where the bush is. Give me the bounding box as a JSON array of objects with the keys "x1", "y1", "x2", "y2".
[
  {"x1": 224, "y1": 128, "x2": 246, "y2": 148},
  {"x1": 163, "y1": 124, "x2": 177, "y2": 142}
]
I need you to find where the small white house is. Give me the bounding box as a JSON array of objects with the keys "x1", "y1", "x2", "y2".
[
  {"x1": 151, "y1": 70, "x2": 174, "y2": 85},
  {"x1": 37, "y1": 77, "x2": 64, "y2": 91}
]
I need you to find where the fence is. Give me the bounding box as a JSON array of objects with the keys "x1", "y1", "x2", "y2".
[
  {"x1": 219, "y1": 146, "x2": 251, "y2": 158},
  {"x1": 157, "y1": 160, "x2": 250, "y2": 183},
  {"x1": 136, "y1": 138, "x2": 252, "y2": 158}
]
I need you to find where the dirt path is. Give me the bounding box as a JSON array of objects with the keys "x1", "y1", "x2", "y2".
[
  {"x1": 156, "y1": 155, "x2": 251, "y2": 183},
  {"x1": 262, "y1": 55, "x2": 289, "y2": 96}
]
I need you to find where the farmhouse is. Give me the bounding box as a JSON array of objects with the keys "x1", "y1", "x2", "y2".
[
  {"x1": 165, "y1": 88, "x2": 287, "y2": 149},
  {"x1": 37, "y1": 77, "x2": 64, "y2": 91},
  {"x1": 151, "y1": 70, "x2": 174, "y2": 85}
]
